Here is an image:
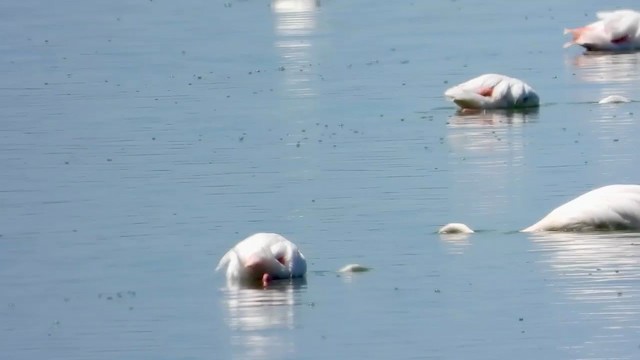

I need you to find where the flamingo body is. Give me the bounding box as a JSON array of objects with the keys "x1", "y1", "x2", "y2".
[
  {"x1": 438, "y1": 223, "x2": 475, "y2": 234},
  {"x1": 522, "y1": 185, "x2": 640, "y2": 232},
  {"x1": 599, "y1": 95, "x2": 631, "y2": 104},
  {"x1": 444, "y1": 74, "x2": 539, "y2": 109},
  {"x1": 338, "y1": 264, "x2": 371, "y2": 273},
  {"x1": 564, "y1": 10, "x2": 640, "y2": 51},
  {"x1": 216, "y1": 233, "x2": 307, "y2": 285}
]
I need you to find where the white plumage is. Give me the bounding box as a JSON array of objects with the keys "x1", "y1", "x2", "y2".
[
  {"x1": 216, "y1": 233, "x2": 307, "y2": 286},
  {"x1": 444, "y1": 74, "x2": 539, "y2": 109},
  {"x1": 564, "y1": 10, "x2": 640, "y2": 51},
  {"x1": 598, "y1": 95, "x2": 631, "y2": 104},
  {"x1": 522, "y1": 185, "x2": 640, "y2": 232},
  {"x1": 338, "y1": 264, "x2": 370, "y2": 273},
  {"x1": 438, "y1": 223, "x2": 474, "y2": 234}
]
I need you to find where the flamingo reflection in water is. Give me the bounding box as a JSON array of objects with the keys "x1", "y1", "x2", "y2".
[
  {"x1": 221, "y1": 277, "x2": 307, "y2": 360},
  {"x1": 527, "y1": 230, "x2": 640, "y2": 356}
]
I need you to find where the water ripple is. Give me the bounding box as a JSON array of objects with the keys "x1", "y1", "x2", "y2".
[
  {"x1": 529, "y1": 231, "x2": 640, "y2": 355},
  {"x1": 221, "y1": 279, "x2": 307, "y2": 360}
]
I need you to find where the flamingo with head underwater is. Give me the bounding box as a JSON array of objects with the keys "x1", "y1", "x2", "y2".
[
  {"x1": 522, "y1": 184, "x2": 640, "y2": 232},
  {"x1": 216, "y1": 233, "x2": 307, "y2": 287},
  {"x1": 564, "y1": 9, "x2": 640, "y2": 51},
  {"x1": 440, "y1": 185, "x2": 640, "y2": 233},
  {"x1": 444, "y1": 74, "x2": 539, "y2": 110}
]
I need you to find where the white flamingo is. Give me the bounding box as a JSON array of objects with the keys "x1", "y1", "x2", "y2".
[
  {"x1": 438, "y1": 223, "x2": 475, "y2": 234},
  {"x1": 216, "y1": 233, "x2": 307, "y2": 286},
  {"x1": 444, "y1": 74, "x2": 539, "y2": 109},
  {"x1": 564, "y1": 10, "x2": 640, "y2": 51},
  {"x1": 598, "y1": 95, "x2": 631, "y2": 104},
  {"x1": 522, "y1": 185, "x2": 640, "y2": 232},
  {"x1": 441, "y1": 185, "x2": 640, "y2": 233}
]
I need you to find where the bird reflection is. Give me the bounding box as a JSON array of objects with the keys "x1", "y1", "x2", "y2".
[
  {"x1": 272, "y1": 0, "x2": 320, "y2": 98},
  {"x1": 448, "y1": 108, "x2": 539, "y2": 126},
  {"x1": 440, "y1": 109, "x2": 535, "y2": 252},
  {"x1": 568, "y1": 52, "x2": 640, "y2": 102},
  {"x1": 569, "y1": 52, "x2": 640, "y2": 83},
  {"x1": 438, "y1": 233, "x2": 472, "y2": 255},
  {"x1": 272, "y1": 0, "x2": 318, "y2": 35},
  {"x1": 528, "y1": 231, "x2": 640, "y2": 328},
  {"x1": 221, "y1": 279, "x2": 307, "y2": 360},
  {"x1": 447, "y1": 109, "x2": 537, "y2": 153}
]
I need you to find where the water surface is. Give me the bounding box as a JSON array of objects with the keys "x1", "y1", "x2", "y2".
[{"x1": 2, "y1": 0, "x2": 640, "y2": 359}]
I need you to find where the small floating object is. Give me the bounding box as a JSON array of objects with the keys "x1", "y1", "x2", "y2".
[
  {"x1": 338, "y1": 264, "x2": 371, "y2": 273},
  {"x1": 438, "y1": 223, "x2": 474, "y2": 234},
  {"x1": 598, "y1": 95, "x2": 631, "y2": 104}
]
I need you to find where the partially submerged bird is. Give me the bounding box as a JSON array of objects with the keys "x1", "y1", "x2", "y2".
[
  {"x1": 338, "y1": 264, "x2": 371, "y2": 273},
  {"x1": 216, "y1": 233, "x2": 307, "y2": 286},
  {"x1": 444, "y1": 74, "x2": 539, "y2": 109},
  {"x1": 564, "y1": 10, "x2": 640, "y2": 51},
  {"x1": 522, "y1": 185, "x2": 640, "y2": 232},
  {"x1": 598, "y1": 95, "x2": 631, "y2": 104},
  {"x1": 438, "y1": 223, "x2": 474, "y2": 234}
]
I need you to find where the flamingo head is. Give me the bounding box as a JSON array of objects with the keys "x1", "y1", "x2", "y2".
[
  {"x1": 244, "y1": 253, "x2": 288, "y2": 286},
  {"x1": 262, "y1": 273, "x2": 272, "y2": 287}
]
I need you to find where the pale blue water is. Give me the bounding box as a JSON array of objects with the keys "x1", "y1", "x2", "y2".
[{"x1": 2, "y1": 0, "x2": 640, "y2": 359}]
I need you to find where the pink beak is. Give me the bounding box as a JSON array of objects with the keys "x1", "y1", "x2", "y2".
[{"x1": 262, "y1": 273, "x2": 272, "y2": 287}]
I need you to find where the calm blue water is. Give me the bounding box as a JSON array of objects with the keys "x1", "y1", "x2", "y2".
[{"x1": 2, "y1": 0, "x2": 640, "y2": 359}]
